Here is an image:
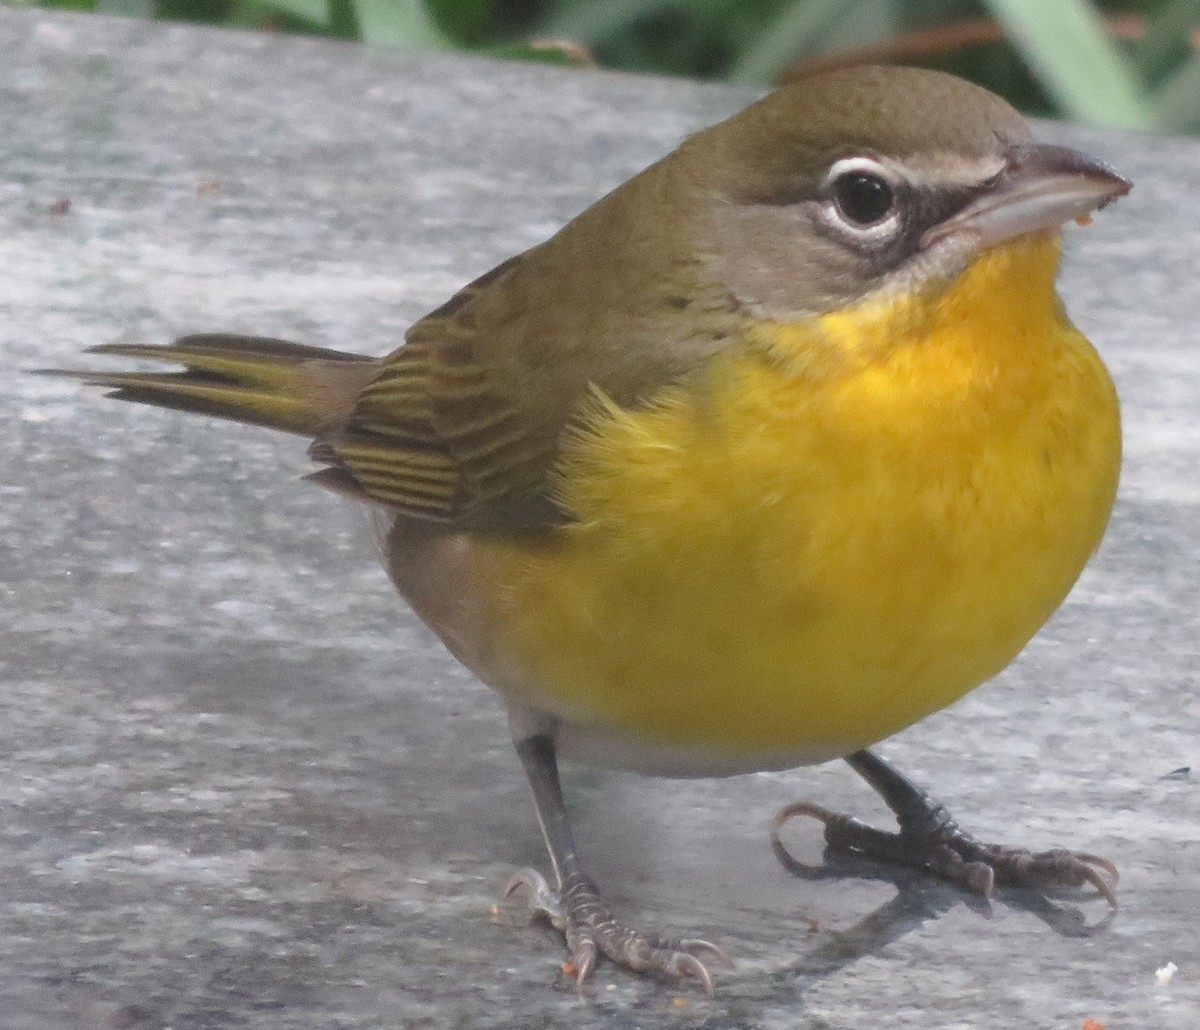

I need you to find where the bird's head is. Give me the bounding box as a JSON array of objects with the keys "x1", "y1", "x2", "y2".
[{"x1": 688, "y1": 65, "x2": 1130, "y2": 322}]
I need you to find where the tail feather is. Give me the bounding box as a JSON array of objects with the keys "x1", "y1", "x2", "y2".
[{"x1": 44, "y1": 334, "x2": 377, "y2": 436}]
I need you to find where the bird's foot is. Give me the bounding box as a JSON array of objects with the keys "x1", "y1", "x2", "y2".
[
  {"x1": 772, "y1": 799, "x2": 1118, "y2": 908},
  {"x1": 504, "y1": 868, "x2": 730, "y2": 992}
]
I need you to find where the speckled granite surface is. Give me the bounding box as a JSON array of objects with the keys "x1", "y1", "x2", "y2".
[{"x1": 2, "y1": 7, "x2": 1197, "y2": 1028}]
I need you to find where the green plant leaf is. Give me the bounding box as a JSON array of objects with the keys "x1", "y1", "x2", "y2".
[
  {"x1": 261, "y1": 0, "x2": 328, "y2": 25},
  {"x1": 982, "y1": 0, "x2": 1154, "y2": 128},
  {"x1": 351, "y1": 0, "x2": 449, "y2": 48},
  {"x1": 727, "y1": 0, "x2": 863, "y2": 84}
]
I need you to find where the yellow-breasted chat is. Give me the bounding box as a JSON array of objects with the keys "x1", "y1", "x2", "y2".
[{"x1": 47, "y1": 65, "x2": 1129, "y2": 991}]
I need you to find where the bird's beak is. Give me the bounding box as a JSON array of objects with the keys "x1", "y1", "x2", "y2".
[{"x1": 921, "y1": 143, "x2": 1131, "y2": 252}]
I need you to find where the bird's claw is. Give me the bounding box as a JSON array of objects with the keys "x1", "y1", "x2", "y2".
[
  {"x1": 505, "y1": 867, "x2": 565, "y2": 927},
  {"x1": 772, "y1": 799, "x2": 1119, "y2": 908},
  {"x1": 503, "y1": 869, "x2": 729, "y2": 992},
  {"x1": 966, "y1": 845, "x2": 1119, "y2": 908}
]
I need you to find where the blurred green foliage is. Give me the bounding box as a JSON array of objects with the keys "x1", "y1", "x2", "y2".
[{"x1": 13, "y1": 0, "x2": 1200, "y2": 131}]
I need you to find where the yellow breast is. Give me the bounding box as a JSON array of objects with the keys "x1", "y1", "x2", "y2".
[{"x1": 471, "y1": 234, "x2": 1120, "y2": 768}]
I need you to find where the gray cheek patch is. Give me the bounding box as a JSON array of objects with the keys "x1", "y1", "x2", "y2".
[{"x1": 709, "y1": 201, "x2": 883, "y2": 321}]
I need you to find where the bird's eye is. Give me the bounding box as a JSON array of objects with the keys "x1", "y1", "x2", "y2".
[{"x1": 831, "y1": 171, "x2": 894, "y2": 226}]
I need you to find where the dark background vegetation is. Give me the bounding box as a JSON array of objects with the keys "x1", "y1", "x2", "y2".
[{"x1": 12, "y1": 0, "x2": 1200, "y2": 131}]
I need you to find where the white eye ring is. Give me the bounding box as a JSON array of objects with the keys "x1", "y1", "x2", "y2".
[{"x1": 822, "y1": 156, "x2": 903, "y2": 238}]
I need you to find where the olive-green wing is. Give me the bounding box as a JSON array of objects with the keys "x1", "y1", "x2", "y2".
[
  {"x1": 309, "y1": 254, "x2": 569, "y2": 531},
  {"x1": 310, "y1": 158, "x2": 746, "y2": 533}
]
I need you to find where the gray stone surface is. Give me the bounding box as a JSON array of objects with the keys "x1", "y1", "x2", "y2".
[{"x1": 2, "y1": 6, "x2": 1197, "y2": 1028}]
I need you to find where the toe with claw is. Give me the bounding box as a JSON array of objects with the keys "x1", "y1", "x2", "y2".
[
  {"x1": 770, "y1": 750, "x2": 1119, "y2": 907},
  {"x1": 504, "y1": 868, "x2": 731, "y2": 992}
]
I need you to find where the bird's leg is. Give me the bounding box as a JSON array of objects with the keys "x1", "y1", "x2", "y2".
[
  {"x1": 773, "y1": 748, "x2": 1118, "y2": 907},
  {"x1": 504, "y1": 733, "x2": 729, "y2": 991}
]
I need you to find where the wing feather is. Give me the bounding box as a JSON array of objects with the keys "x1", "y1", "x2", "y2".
[{"x1": 305, "y1": 173, "x2": 743, "y2": 530}]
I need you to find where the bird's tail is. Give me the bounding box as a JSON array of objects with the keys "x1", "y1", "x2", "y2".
[{"x1": 44, "y1": 334, "x2": 379, "y2": 436}]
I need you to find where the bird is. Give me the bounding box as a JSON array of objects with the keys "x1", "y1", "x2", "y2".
[{"x1": 47, "y1": 64, "x2": 1129, "y2": 992}]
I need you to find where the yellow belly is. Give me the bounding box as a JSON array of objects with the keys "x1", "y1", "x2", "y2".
[{"x1": 470, "y1": 235, "x2": 1120, "y2": 767}]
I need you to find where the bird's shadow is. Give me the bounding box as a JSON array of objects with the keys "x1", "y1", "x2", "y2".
[{"x1": 769, "y1": 840, "x2": 1116, "y2": 988}]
